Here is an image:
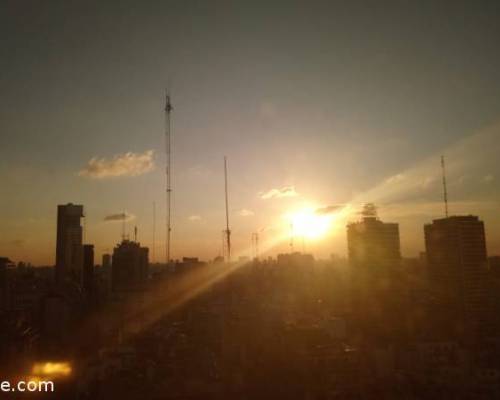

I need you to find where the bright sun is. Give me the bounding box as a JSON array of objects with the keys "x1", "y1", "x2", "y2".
[{"x1": 287, "y1": 208, "x2": 333, "y2": 239}]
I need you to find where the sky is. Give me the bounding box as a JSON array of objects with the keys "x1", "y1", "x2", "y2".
[{"x1": 1, "y1": 0, "x2": 500, "y2": 265}]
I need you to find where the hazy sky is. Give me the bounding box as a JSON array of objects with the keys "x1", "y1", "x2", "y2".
[{"x1": 1, "y1": 0, "x2": 500, "y2": 264}]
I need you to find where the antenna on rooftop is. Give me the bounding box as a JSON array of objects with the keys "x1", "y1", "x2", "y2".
[{"x1": 441, "y1": 155, "x2": 449, "y2": 218}]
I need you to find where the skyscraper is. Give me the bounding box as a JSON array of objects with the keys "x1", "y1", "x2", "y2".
[
  {"x1": 347, "y1": 204, "x2": 403, "y2": 341},
  {"x1": 424, "y1": 215, "x2": 488, "y2": 338},
  {"x1": 111, "y1": 239, "x2": 149, "y2": 291},
  {"x1": 55, "y1": 203, "x2": 84, "y2": 285},
  {"x1": 83, "y1": 244, "x2": 94, "y2": 294},
  {"x1": 347, "y1": 205, "x2": 401, "y2": 270}
]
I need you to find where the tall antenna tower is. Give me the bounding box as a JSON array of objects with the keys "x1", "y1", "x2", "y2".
[
  {"x1": 441, "y1": 155, "x2": 449, "y2": 218},
  {"x1": 223, "y1": 156, "x2": 231, "y2": 262},
  {"x1": 165, "y1": 92, "x2": 173, "y2": 264}
]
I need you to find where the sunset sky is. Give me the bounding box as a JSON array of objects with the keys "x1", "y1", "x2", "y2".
[{"x1": 1, "y1": 1, "x2": 500, "y2": 265}]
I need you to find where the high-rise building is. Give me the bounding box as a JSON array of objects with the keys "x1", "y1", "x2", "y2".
[
  {"x1": 83, "y1": 244, "x2": 94, "y2": 294},
  {"x1": 112, "y1": 240, "x2": 149, "y2": 291},
  {"x1": 347, "y1": 206, "x2": 401, "y2": 270},
  {"x1": 424, "y1": 215, "x2": 488, "y2": 338},
  {"x1": 102, "y1": 254, "x2": 111, "y2": 270},
  {"x1": 347, "y1": 204, "x2": 403, "y2": 341},
  {"x1": 55, "y1": 203, "x2": 84, "y2": 285}
]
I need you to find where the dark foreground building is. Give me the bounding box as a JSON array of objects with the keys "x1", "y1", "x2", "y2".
[
  {"x1": 424, "y1": 215, "x2": 488, "y2": 339},
  {"x1": 55, "y1": 203, "x2": 84, "y2": 285},
  {"x1": 112, "y1": 240, "x2": 149, "y2": 291}
]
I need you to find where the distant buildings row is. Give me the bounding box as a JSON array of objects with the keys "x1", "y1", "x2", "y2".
[{"x1": 55, "y1": 203, "x2": 149, "y2": 293}]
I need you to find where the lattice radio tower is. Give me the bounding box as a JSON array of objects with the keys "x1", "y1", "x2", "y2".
[{"x1": 165, "y1": 92, "x2": 173, "y2": 264}]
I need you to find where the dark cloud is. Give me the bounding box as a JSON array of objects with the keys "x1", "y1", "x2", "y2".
[
  {"x1": 104, "y1": 212, "x2": 135, "y2": 222},
  {"x1": 315, "y1": 205, "x2": 344, "y2": 215}
]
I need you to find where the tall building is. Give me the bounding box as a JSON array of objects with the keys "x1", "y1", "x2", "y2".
[
  {"x1": 83, "y1": 244, "x2": 94, "y2": 294},
  {"x1": 347, "y1": 205, "x2": 401, "y2": 270},
  {"x1": 347, "y1": 204, "x2": 403, "y2": 342},
  {"x1": 55, "y1": 203, "x2": 84, "y2": 285},
  {"x1": 424, "y1": 215, "x2": 488, "y2": 338},
  {"x1": 112, "y1": 240, "x2": 149, "y2": 291}
]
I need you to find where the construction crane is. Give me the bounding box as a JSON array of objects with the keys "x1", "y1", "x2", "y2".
[
  {"x1": 223, "y1": 156, "x2": 231, "y2": 262},
  {"x1": 165, "y1": 92, "x2": 173, "y2": 265}
]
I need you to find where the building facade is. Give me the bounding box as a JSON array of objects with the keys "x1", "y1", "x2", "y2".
[
  {"x1": 55, "y1": 203, "x2": 84, "y2": 285},
  {"x1": 424, "y1": 215, "x2": 488, "y2": 339},
  {"x1": 111, "y1": 240, "x2": 148, "y2": 291}
]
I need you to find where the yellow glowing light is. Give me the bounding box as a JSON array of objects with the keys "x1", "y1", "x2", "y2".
[
  {"x1": 287, "y1": 208, "x2": 333, "y2": 239},
  {"x1": 32, "y1": 362, "x2": 72, "y2": 378}
]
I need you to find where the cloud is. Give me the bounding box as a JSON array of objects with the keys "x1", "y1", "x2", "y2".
[
  {"x1": 79, "y1": 150, "x2": 154, "y2": 179},
  {"x1": 187, "y1": 164, "x2": 212, "y2": 178},
  {"x1": 315, "y1": 205, "x2": 344, "y2": 215},
  {"x1": 104, "y1": 212, "x2": 135, "y2": 222},
  {"x1": 420, "y1": 176, "x2": 435, "y2": 189},
  {"x1": 1, "y1": 239, "x2": 26, "y2": 248},
  {"x1": 239, "y1": 209, "x2": 254, "y2": 217},
  {"x1": 188, "y1": 215, "x2": 202, "y2": 222},
  {"x1": 385, "y1": 173, "x2": 405, "y2": 185},
  {"x1": 482, "y1": 174, "x2": 494, "y2": 183},
  {"x1": 259, "y1": 186, "x2": 298, "y2": 200}
]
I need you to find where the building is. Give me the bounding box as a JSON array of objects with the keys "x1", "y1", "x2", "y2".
[
  {"x1": 112, "y1": 240, "x2": 149, "y2": 291},
  {"x1": 55, "y1": 203, "x2": 84, "y2": 285},
  {"x1": 346, "y1": 204, "x2": 403, "y2": 342},
  {"x1": 347, "y1": 204, "x2": 401, "y2": 270},
  {"x1": 424, "y1": 215, "x2": 488, "y2": 339},
  {"x1": 83, "y1": 244, "x2": 94, "y2": 294},
  {"x1": 0, "y1": 257, "x2": 14, "y2": 311}
]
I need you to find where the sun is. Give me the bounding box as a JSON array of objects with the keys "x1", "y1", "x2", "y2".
[{"x1": 287, "y1": 208, "x2": 332, "y2": 239}]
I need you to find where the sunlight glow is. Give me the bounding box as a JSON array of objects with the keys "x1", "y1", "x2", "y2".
[
  {"x1": 287, "y1": 207, "x2": 333, "y2": 239},
  {"x1": 32, "y1": 362, "x2": 72, "y2": 378}
]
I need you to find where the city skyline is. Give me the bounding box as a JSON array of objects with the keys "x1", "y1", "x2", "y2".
[{"x1": 2, "y1": 1, "x2": 500, "y2": 265}]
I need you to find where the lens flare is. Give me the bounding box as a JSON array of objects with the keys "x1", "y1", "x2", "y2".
[
  {"x1": 287, "y1": 208, "x2": 333, "y2": 239},
  {"x1": 32, "y1": 362, "x2": 72, "y2": 378}
]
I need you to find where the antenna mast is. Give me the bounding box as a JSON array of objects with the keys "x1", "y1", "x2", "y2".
[
  {"x1": 165, "y1": 92, "x2": 173, "y2": 264},
  {"x1": 224, "y1": 156, "x2": 231, "y2": 262},
  {"x1": 441, "y1": 155, "x2": 449, "y2": 218}
]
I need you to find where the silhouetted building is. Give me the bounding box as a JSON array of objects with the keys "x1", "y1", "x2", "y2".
[
  {"x1": 277, "y1": 252, "x2": 315, "y2": 267},
  {"x1": 102, "y1": 253, "x2": 111, "y2": 270},
  {"x1": 83, "y1": 244, "x2": 94, "y2": 294},
  {"x1": 424, "y1": 215, "x2": 488, "y2": 339},
  {"x1": 112, "y1": 240, "x2": 148, "y2": 291},
  {"x1": 0, "y1": 257, "x2": 14, "y2": 311},
  {"x1": 55, "y1": 203, "x2": 84, "y2": 285},
  {"x1": 347, "y1": 205, "x2": 403, "y2": 342},
  {"x1": 347, "y1": 205, "x2": 401, "y2": 270}
]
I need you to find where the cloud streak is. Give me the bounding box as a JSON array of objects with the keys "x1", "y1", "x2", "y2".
[
  {"x1": 315, "y1": 205, "x2": 344, "y2": 215},
  {"x1": 239, "y1": 209, "x2": 254, "y2": 217},
  {"x1": 104, "y1": 212, "x2": 135, "y2": 222},
  {"x1": 259, "y1": 186, "x2": 298, "y2": 200},
  {"x1": 79, "y1": 150, "x2": 154, "y2": 179}
]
